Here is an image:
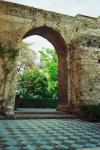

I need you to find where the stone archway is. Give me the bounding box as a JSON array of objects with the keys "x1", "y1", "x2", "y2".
[
  {"x1": 0, "y1": 1, "x2": 100, "y2": 117},
  {"x1": 22, "y1": 26, "x2": 69, "y2": 111}
]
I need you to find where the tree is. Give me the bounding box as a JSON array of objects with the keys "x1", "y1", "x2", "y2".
[
  {"x1": 16, "y1": 46, "x2": 58, "y2": 99},
  {"x1": 17, "y1": 41, "x2": 38, "y2": 73},
  {"x1": 40, "y1": 48, "x2": 58, "y2": 98},
  {"x1": 17, "y1": 67, "x2": 49, "y2": 99}
]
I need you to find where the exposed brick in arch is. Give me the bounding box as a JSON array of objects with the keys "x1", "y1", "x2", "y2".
[
  {"x1": 23, "y1": 26, "x2": 69, "y2": 109},
  {"x1": 23, "y1": 26, "x2": 67, "y2": 57},
  {"x1": 0, "y1": 1, "x2": 99, "y2": 116}
]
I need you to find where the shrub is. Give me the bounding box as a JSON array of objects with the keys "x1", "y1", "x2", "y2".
[
  {"x1": 80, "y1": 104, "x2": 100, "y2": 120},
  {"x1": 17, "y1": 67, "x2": 49, "y2": 99},
  {"x1": 15, "y1": 98, "x2": 58, "y2": 109}
]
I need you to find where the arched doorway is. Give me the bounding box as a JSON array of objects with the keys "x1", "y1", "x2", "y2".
[
  {"x1": 16, "y1": 35, "x2": 58, "y2": 109},
  {"x1": 16, "y1": 26, "x2": 69, "y2": 111}
]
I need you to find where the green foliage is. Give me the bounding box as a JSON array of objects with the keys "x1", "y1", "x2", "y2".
[
  {"x1": 10, "y1": 47, "x2": 20, "y2": 59},
  {"x1": 80, "y1": 104, "x2": 100, "y2": 120},
  {"x1": 0, "y1": 43, "x2": 20, "y2": 59},
  {"x1": 40, "y1": 48, "x2": 58, "y2": 98},
  {"x1": 17, "y1": 41, "x2": 37, "y2": 71},
  {"x1": 17, "y1": 67, "x2": 49, "y2": 99},
  {"x1": 16, "y1": 47, "x2": 58, "y2": 108}
]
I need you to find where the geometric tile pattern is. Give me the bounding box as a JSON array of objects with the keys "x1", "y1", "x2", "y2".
[{"x1": 0, "y1": 119, "x2": 100, "y2": 150}]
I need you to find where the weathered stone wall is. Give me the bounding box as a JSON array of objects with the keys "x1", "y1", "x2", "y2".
[
  {"x1": 0, "y1": 1, "x2": 100, "y2": 115},
  {"x1": 81, "y1": 46, "x2": 100, "y2": 104},
  {"x1": 0, "y1": 44, "x2": 18, "y2": 114},
  {"x1": 69, "y1": 44, "x2": 82, "y2": 107}
]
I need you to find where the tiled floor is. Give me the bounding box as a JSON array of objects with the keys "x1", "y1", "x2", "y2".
[{"x1": 0, "y1": 119, "x2": 100, "y2": 150}]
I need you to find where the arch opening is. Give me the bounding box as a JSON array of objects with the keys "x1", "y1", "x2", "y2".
[
  {"x1": 23, "y1": 26, "x2": 67, "y2": 57},
  {"x1": 16, "y1": 26, "x2": 69, "y2": 111}
]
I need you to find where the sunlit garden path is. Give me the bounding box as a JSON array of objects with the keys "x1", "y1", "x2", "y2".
[{"x1": 0, "y1": 119, "x2": 100, "y2": 150}]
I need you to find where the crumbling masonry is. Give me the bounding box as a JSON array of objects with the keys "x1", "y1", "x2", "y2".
[{"x1": 0, "y1": 1, "x2": 100, "y2": 116}]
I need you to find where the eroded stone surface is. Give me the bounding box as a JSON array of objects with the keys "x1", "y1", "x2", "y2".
[{"x1": 0, "y1": 1, "x2": 100, "y2": 115}]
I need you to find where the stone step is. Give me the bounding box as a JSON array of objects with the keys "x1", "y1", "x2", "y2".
[
  {"x1": 14, "y1": 113, "x2": 78, "y2": 119},
  {"x1": 14, "y1": 111, "x2": 67, "y2": 115},
  {"x1": 0, "y1": 113, "x2": 78, "y2": 120}
]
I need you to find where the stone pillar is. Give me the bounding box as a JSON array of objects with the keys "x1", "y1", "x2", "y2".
[
  {"x1": 57, "y1": 58, "x2": 68, "y2": 111},
  {"x1": 57, "y1": 49, "x2": 70, "y2": 112},
  {"x1": 0, "y1": 43, "x2": 18, "y2": 117},
  {"x1": 57, "y1": 44, "x2": 82, "y2": 113},
  {"x1": 69, "y1": 44, "x2": 82, "y2": 111}
]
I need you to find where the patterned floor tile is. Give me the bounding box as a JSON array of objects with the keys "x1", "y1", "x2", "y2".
[{"x1": 0, "y1": 119, "x2": 100, "y2": 150}]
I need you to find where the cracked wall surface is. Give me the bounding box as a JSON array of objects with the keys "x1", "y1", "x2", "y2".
[{"x1": 0, "y1": 1, "x2": 100, "y2": 114}]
